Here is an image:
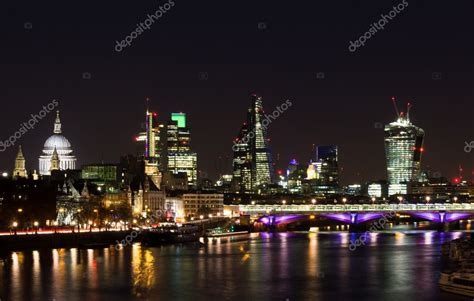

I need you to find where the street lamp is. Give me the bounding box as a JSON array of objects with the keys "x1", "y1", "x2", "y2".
[
  {"x1": 342, "y1": 198, "x2": 347, "y2": 205},
  {"x1": 311, "y1": 199, "x2": 316, "y2": 205},
  {"x1": 17, "y1": 208, "x2": 23, "y2": 213},
  {"x1": 371, "y1": 197, "x2": 376, "y2": 204},
  {"x1": 33, "y1": 221, "x2": 39, "y2": 234},
  {"x1": 453, "y1": 196, "x2": 458, "y2": 203},
  {"x1": 282, "y1": 200, "x2": 286, "y2": 205},
  {"x1": 251, "y1": 201, "x2": 256, "y2": 205},
  {"x1": 425, "y1": 196, "x2": 431, "y2": 204},
  {"x1": 12, "y1": 221, "x2": 18, "y2": 235},
  {"x1": 71, "y1": 221, "x2": 76, "y2": 233},
  {"x1": 208, "y1": 214, "x2": 213, "y2": 218}
]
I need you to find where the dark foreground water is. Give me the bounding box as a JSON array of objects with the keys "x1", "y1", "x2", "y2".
[{"x1": 0, "y1": 228, "x2": 472, "y2": 301}]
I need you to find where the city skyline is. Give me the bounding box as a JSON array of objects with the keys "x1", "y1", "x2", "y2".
[
  {"x1": 1, "y1": 1, "x2": 472, "y2": 185},
  {"x1": 0, "y1": 95, "x2": 471, "y2": 186}
]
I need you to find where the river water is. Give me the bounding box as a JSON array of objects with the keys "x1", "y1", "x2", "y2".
[{"x1": 0, "y1": 227, "x2": 472, "y2": 301}]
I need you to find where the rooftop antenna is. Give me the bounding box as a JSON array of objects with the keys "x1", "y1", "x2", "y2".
[
  {"x1": 391, "y1": 96, "x2": 400, "y2": 118},
  {"x1": 145, "y1": 97, "x2": 150, "y2": 114},
  {"x1": 406, "y1": 101, "x2": 412, "y2": 120}
]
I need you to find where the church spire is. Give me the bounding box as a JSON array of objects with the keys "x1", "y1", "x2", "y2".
[
  {"x1": 81, "y1": 181, "x2": 90, "y2": 198},
  {"x1": 13, "y1": 145, "x2": 27, "y2": 178},
  {"x1": 54, "y1": 110, "x2": 62, "y2": 134},
  {"x1": 16, "y1": 145, "x2": 25, "y2": 160}
]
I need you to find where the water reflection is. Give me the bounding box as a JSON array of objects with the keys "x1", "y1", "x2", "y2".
[
  {"x1": 132, "y1": 245, "x2": 155, "y2": 298},
  {"x1": 0, "y1": 230, "x2": 472, "y2": 301},
  {"x1": 307, "y1": 233, "x2": 318, "y2": 278}
]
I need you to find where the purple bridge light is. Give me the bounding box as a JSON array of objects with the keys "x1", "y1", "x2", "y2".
[
  {"x1": 409, "y1": 212, "x2": 473, "y2": 223},
  {"x1": 260, "y1": 215, "x2": 305, "y2": 225},
  {"x1": 259, "y1": 212, "x2": 473, "y2": 226}
]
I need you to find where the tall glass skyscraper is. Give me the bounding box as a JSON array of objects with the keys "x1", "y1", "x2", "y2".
[
  {"x1": 315, "y1": 145, "x2": 339, "y2": 186},
  {"x1": 384, "y1": 109, "x2": 424, "y2": 195},
  {"x1": 161, "y1": 113, "x2": 197, "y2": 188},
  {"x1": 135, "y1": 109, "x2": 162, "y2": 163},
  {"x1": 232, "y1": 95, "x2": 274, "y2": 193}
]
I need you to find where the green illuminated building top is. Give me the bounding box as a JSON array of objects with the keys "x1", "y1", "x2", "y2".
[{"x1": 171, "y1": 113, "x2": 186, "y2": 128}]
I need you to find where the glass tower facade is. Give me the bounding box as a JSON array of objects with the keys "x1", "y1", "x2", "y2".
[
  {"x1": 384, "y1": 112, "x2": 424, "y2": 191},
  {"x1": 135, "y1": 110, "x2": 162, "y2": 164},
  {"x1": 161, "y1": 113, "x2": 197, "y2": 188},
  {"x1": 315, "y1": 145, "x2": 339, "y2": 186},
  {"x1": 232, "y1": 95, "x2": 274, "y2": 193}
]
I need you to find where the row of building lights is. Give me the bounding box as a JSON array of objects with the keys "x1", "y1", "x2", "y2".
[
  {"x1": 248, "y1": 196, "x2": 461, "y2": 205},
  {"x1": 187, "y1": 212, "x2": 222, "y2": 221}
]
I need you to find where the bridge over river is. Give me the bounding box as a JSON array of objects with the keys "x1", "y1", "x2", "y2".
[{"x1": 238, "y1": 203, "x2": 474, "y2": 226}]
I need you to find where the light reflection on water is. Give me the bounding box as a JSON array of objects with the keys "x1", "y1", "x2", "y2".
[
  {"x1": 131, "y1": 245, "x2": 155, "y2": 298},
  {"x1": 0, "y1": 229, "x2": 473, "y2": 301}
]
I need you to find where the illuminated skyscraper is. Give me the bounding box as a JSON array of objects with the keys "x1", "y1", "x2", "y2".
[
  {"x1": 166, "y1": 113, "x2": 191, "y2": 153},
  {"x1": 232, "y1": 94, "x2": 273, "y2": 193},
  {"x1": 384, "y1": 101, "x2": 424, "y2": 195},
  {"x1": 306, "y1": 145, "x2": 340, "y2": 195},
  {"x1": 232, "y1": 124, "x2": 252, "y2": 192},
  {"x1": 145, "y1": 110, "x2": 158, "y2": 158},
  {"x1": 315, "y1": 145, "x2": 339, "y2": 186},
  {"x1": 135, "y1": 104, "x2": 162, "y2": 163},
  {"x1": 134, "y1": 102, "x2": 163, "y2": 188},
  {"x1": 161, "y1": 113, "x2": 197, "y2": 188}
]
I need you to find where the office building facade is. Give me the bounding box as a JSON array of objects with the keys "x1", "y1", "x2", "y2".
[
  {"x1": 232, "y1": 95, "x2": 274, "y2": 193},
  {"x1": 384, "y1": 109, "x2": 424, "y2": 195}
]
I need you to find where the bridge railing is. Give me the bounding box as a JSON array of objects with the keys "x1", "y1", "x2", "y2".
[{"x1": 238, "y1": 203, "x2": 474, "y2": 214}]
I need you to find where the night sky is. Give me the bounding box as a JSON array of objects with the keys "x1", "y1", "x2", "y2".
[{"x1": 1, "y1": 0, "x2": 472, "y2": 184}]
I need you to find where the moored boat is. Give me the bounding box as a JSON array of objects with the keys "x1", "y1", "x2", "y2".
[
  {"x1": 439, "y1": 271, "x2": 474, "y2": 297},
  {"x1": 141, "y1": 224, "x2": 200, "y2": 246}
]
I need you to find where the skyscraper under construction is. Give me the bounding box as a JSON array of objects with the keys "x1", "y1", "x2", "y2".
[
  {"x1": 384, "y1": 99, "x2": 424, "y2": 195},
  {"x1": 232, "y1": 94, "x2": 274, "y2": 193}
]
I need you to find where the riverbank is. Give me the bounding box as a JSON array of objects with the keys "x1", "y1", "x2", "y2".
[{"x1": 0, "y1": 231, "x2": 132, "y2": 251}]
